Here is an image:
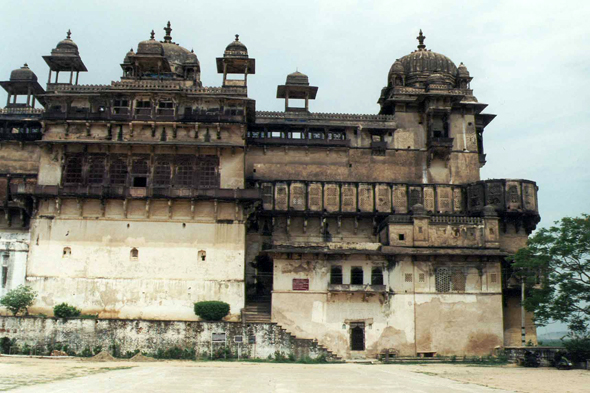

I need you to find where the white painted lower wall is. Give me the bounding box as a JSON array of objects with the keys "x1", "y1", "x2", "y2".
[
  {"x1": 0, "y1": 230, "x2": 29, "y2": 298},
  {"x1": 23, "y1": 218, "x2": 246, "y2": 320}
]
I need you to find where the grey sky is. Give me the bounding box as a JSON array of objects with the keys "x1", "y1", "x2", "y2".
[{"x1": 1, "y1": 0, "x2": 588, "y2": 334}]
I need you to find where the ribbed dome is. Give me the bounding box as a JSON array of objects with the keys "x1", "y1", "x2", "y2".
[
  {"x1": 390, "y1": 30, "x2": 458, "y2": 87},
  {"x1": 224, "y1": 35, "x2": 248, "y2": 58},
  {"x1": 137, "y1": 31, "x2": 164, "y2": 56},
  {"x1": 285, "y1": 71, "x2": 309, "y2": 86},
  {"x1": 53, "y1": 30, "x2": 79, "y2": 54},
  {"x1": 10, "y1": 64, "x2": 37, "y2": 81}
]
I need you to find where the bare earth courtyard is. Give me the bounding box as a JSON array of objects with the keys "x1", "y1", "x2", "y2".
[{"x1": 0, "y1": 357, "x2": 588, "y2": 393}]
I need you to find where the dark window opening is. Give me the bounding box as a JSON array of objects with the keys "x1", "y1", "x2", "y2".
[
  {"x1": 64, "y1": 156, "x2": 83, "y2": 184},
  {"x1": 153, "y1": 159, "x2": 172, "y2": 187},
  {"x1": 330, "y1": 266, "x2": 343, "y2": 285},
  {"x1": 109, "y1": 157, "x2": 128, "y2": 185},
  {"x1": 175, "y1": 156, "x2": 195, "y2": 187},
  {"x1": 133, "y1": 177, "x2": 147, "y2": 187},
  {"x1": 88, "y1": 156, "x2": 106, "y2": 184},
  {"x1": 130, "y1": 248, "x2": 139, "y2": 259},
  {"x1": 195, "y1": 156, "x2": 220, "y2": 189},
  {"x1": 351, "y1": 267, "x2": 364, "y2": 285},
  {"x1": 371, "y1": 267, "x2": 383, "y2": 285},
  {"x1": 1, "y1": 266, "x2": 8, "y2": 288},
  {"x1": 398, "y1": 234, "x2": 405, "y2": 241}
]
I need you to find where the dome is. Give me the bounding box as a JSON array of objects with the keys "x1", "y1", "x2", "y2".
[
  {"x1": 137, "y1": 31, "x2": 164, "y2": 56},
  {"x1": 389, "y1": 59, "x2": 404, "y2": 74},
  {"x1": 285, "y1": 71, "x2": 309, "y2": 86},
  {"x1": 457, "y1": 62, "x2": 470, "y2": 77},
  {"x1": 184, "y1": 49, "x2": 199, "y2": 65},
  {"x1": 53, "y1": 30, "x2": 79, "y2": 54},
  {"x1": 224, "y1": 35, "x2": 248, "y2": 58},
  {"x1": 162, "y1": 42, "x2": 192, "y2": 65},
  {"x1": 10, "y1": 64, "x2": 37, "y2": 81},
  {"x1": 390, "y1": 30, "x2": 458, "y2": 87},
  {"x1": 123, "y1": 48, "x2": 134, "y2": 64}
]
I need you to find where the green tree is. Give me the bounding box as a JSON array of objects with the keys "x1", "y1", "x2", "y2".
[
  {"x1": 0, "y1": 285, "x2": 38, "y2": 316},
  {"x1": 511, "y1": 214, "x2": 590, "y2": 339}
]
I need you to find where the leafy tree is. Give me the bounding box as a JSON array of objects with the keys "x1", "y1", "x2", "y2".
[
  {"x1": 0, "y1": 285, "x2": 38, "y2": 316},
  {"x1": 511, "y1": 214, "x2": 590, "y2": 339}
]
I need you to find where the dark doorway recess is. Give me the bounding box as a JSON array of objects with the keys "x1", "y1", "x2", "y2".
[{"x1": 350, "y1": 322, "x2": 365, "y2": 351}]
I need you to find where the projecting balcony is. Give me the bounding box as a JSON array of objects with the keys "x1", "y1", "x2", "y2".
[
  {"x1": 10, "y1": 184, "x2": 261, "y2": 202},
  {"x1": 427, "y1": 137, "x2": 454, "y2": 149},
  {"x1": 327, "y1": 284, "x2": 387, "y2": 293}
]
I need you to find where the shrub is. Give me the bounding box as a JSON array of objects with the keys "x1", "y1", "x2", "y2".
[
  {"x1": 0, "y1": 285, "x2": 37, "y2": 316},
  {"x1": 563, "y1": 337, "x2": 590, "y2": 363},
  {"x1": 193, "y1": 301, "x2": 230, "y2": 321},
  {"x1": 53, "y1": 303, "x2": 81, "y2": 318}
]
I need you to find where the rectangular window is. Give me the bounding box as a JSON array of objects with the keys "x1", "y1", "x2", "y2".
[
  {"x1": 153, "y1": 158, "x2": 172, "y2": 187},
  {"x1": 109, "y1": 156, "x2": 128, "y2": 185},
  {"x1": 195, "y1": 156, "x2": 219, "y2": 189},
  {"x1": 175, "y1": 156, "x2": 195, "y2": 187},
  {"x1": 1, "y1": 266, "x2": 7, "y2": 288},
  {"x1": 113, "y1": 98, "x2": 129, "y2": 114},
  {"x1": 436, "y1": 267, "x2": 451, "y2": 293},
  {"x1": 131, "y1": 157, "x2": 149, "y2": 188},
  {"x1": 87, "y1": 156, "x2": 106, "y2": 184},
  {"x1": 63, "y1": 155, "x2": 84, "y2": 184},
  {"x1": 405, "y1": 273, "x2": 413, "y2": 283},
  {"x1": 419, "y1": 273, "x2": 425, "y2": 283},
  {"x1": 490, "y1": 273, "x2": 498, "y2": 283}
]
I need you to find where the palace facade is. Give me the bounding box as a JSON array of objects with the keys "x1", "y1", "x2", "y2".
[{"x1": 0, "y1": 25, "x2": 540, "y2": 359}]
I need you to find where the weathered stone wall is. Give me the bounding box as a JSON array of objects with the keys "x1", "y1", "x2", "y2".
[
  {"x1": 0, "y1": 316, "x2": 328, "y2": 360},
  {"x1": 271, "y1": 255, "x2": 503, "y2": 358},
  {"x1": 0, "y1": 230, "x2": 29, "y2": 297}
]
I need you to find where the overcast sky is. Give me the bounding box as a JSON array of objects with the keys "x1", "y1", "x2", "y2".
[{"x1": 1, "y1": 0, "x2": 588, "y2": 334}]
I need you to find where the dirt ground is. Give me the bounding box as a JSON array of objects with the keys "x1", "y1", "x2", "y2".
[
  {"x1": 400, "y1": 363, "x2": 590, "y2": 393},
  {"x1": 0, "y1": 356, "x2": 588, "y2": 392}
]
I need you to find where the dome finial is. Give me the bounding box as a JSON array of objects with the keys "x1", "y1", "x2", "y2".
[
  {"x1": 163, "y1": 21, "x2": 173, "y2": 43},
  {"x1": 66, "y1": 29, "x2": 72, "y2": 39},
  {"x1": 235, "y1": 34, "x2": 239, "y2": 41},
  {"x1": 417, "y1": 29, "x2": 426, "y2": 50},
  {"x1": 150, "y1": 30, "x2": 155, "y2": 40}
]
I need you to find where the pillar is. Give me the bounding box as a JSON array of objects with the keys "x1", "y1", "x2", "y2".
[
  {"x1": 47, "y1": 70, "x2": 52, "y2": 85},
  {"x1": 75, "y1": 72, "x2": 79, "y2": 85},
  {"x1": 6, "y1": 94, "x2": 10, "y2": 107}
]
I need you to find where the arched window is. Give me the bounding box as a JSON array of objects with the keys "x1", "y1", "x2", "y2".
[
  {"x1": 351, "y1": 267, "x2": 364, "y2": 285},
  {"x1": 330, "y1": 266, "x2": 342, "y2": 285},
  {"x1": 63, "y1": 247, "x2": 72, "y2": 258},
  {"x1": 198, "y1": 250, "x2": 206, "y2": 261},
  {"x1": 130, "y1": 248, "x2": 139, "y2": 259},
  {"x1": 371, "y1": 267, "x2": 383, "y2": 285}
]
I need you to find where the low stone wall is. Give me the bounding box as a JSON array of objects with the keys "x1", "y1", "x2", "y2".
[
  {"x1": 502, "y1": 346, "x2": 564, "y2": 366},
  {"x1": 0, "y1": 316, "x2": 330, "y2": 360}
]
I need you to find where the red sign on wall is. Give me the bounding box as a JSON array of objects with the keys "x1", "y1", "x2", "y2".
[{"x1": 292, "y1": 278, "x2": 309, "y2": 291}]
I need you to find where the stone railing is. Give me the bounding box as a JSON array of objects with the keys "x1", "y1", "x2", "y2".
[
  {"x1": 46, "y1": 82, "x2": 247, "y2": 96},
  {"x1": 0, "y1": 108, "x2": 44, "y2": 115},
  {"x1": 256, "y1": 111, "x2": 396, "y2": 122}
]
